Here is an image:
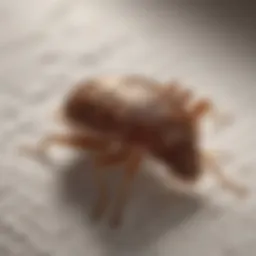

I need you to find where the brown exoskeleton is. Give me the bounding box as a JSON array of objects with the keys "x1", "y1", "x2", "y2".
[{"x1": 22, "y1": 75, "x2": 247, "y2": 227}]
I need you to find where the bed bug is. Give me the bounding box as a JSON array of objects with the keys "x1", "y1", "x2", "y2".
[{"x1": 22, "y1": 75, "x2": 247, "y2": 227}]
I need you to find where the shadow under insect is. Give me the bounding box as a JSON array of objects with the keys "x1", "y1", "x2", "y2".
[{"x1": 57, "y1": 155, "x2": 203, "y2": 252}]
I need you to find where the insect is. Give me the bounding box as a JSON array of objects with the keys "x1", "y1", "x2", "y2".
[{"x1": 22, "y1": 75, "x2": 247, "y2": 227}]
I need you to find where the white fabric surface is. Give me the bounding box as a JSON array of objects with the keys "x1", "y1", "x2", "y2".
[{"x1": 1, "y1": 1, "x2": 256, "y2": 255}]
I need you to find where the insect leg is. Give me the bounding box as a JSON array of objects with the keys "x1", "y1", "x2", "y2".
[
  {"x1": 202, "y1": 151, "x2": 248, "y2": 198},
  {"x1": 190, "y1": 99, "x2": 212, "y2": 120},
  {"x1": 91, "y1": 146, "x2": 132, "y2": 221},
  {"x1": 39, "y1": 133, "x2": 109, "y2": 151},
  {"x1": 110, "y1": 148, "x2": 144, "y2": 227},
  {"x1": 91, "y1": 162, "x2": 110, "y2": 221},
  {"x1": 20, "y1": 133, "x2": 111, "y2": 159},
  {"x1": 191, "y1": 98, "x2": 233, "y2": 131}
]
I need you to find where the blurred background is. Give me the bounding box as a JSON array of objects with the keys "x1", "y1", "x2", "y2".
[{"x1": 0, "y1": 1, "x2": 256, "y2": 256}]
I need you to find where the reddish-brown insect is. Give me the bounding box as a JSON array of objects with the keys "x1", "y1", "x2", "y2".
[{"x1": 22, "y1": 75, "x2": 247, "y2": 227}]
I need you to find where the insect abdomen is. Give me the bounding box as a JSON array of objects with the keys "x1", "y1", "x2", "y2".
[{"x1": 62, "y1": 77, "x2": 172, "y2": 145}]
